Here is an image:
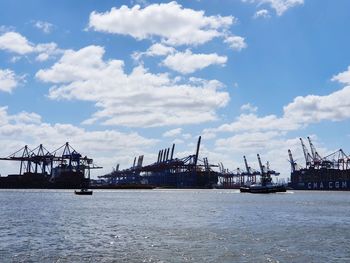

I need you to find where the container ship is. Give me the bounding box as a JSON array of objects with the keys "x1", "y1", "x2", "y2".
[
  {"x1": 288, "y1": 137, "x2": 350, "y2": 190},
  {"x1": 0, "y1": 143, "x2": 101, "y2": 189}
]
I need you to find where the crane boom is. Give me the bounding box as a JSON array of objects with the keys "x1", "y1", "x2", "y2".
[
  {"x1": 300, "y1": 138, "x2": 312, "y2": 168},
  {"x1": 257, "y1": 154, "x2": 264, "y2": 174},
  {"x1": 307, "y1": 136, "x2": 317, "y2": 159},
  {"x1": 288, "y1": 149, "x2": 296, "y2": 173},
  {"x1": 243, "y1": 156, "x2": 250, "y2": 174}
]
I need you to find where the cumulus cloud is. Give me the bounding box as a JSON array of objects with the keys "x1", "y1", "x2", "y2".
[
  {"x1": 240, "y1": 103, "x2": 258, "y2": 113},
  {"x1": 206, "y1": 84, "x2": 350, "y2": 137},
  {"x1": 36, "y1": 45, "x2": 230, "y2": 127},
  {"x1": 163, "y1": 128, "x2": 183, "y2": 137},
  {"x1": 33, "y1": 20, "x2": 54, "y2": 34},
  {"x1": 224, "y1": 36, "x2": 247, "y2": 51},
  {"x1": 88, "y1": 2, "x2": 234, "y2": 46},
  {"x1": 133, "y1": 44, "x2": 229, "y2": 74},
  {"x1": 283, "y1": 86, "x2": 350, "y2": 124},
  {"x1": 209, "y1": 113, "x2": 299, "y2": 134},
  {"x1": 0, "y1": 69, "x2": 23, "y2": 93},
  {"x1": 243, "y1": 0, "x2": 303, "y2": 16},
  {"x1": 34, "y1": 42, "x2": 63, "y2": 62},
  {"x1": 0, "y1": 106, "x2": 156, "y2": 176},
  {"x1": 202, "y1": 66, "x2": 350, "y2": 177},
  {"x1": 162, "y1": 50, "x2": 227, "y2": 74},
  {"x1": 215, "y1": 131, "x2": 284, "y2": 151},
  {"x1": 0, "y1": 32, "x2": 34, "y2": 54},
  {"x1": 332, "y1": 66, "x2": 350, "y2": 85},
  {"x1": 132, "y1": 43, "x2": 175, "y2": 61},
  {"x1": 142, "y1": 43, "x2": 175, "y2": 57},
  {"x1": 254, "y1": 9, "x2": 271, "y2": 18},
  {"x1": 206, "y1": 66, "x2": 350, "y2": 137},
  {"x1": 214, "y1": 131, "x2": 307, "y2": 177},
  {"x1": 0, "y1": 31, "x2": 62, "y2": 61}
]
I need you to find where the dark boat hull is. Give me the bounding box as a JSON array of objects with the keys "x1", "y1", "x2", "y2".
[
  {"x1": 74, "y1": 190, "x2": 93, "y2": 195},
  {"x1": 0, "y1": 172, "x2": 87, "y2": 189},
  {"x1": 240, "y1": 185, "x2": 286, "y2": 194}
]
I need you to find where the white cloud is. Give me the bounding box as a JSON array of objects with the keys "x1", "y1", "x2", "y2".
[
  {"x1": 36, "y1": 45, "x2": 230, "y2": 127},
  {"x1": 163, "y1": 128, "x2": 183, "y2": 137},
  {"x1": 0, "y1": 32, "x2": 34, "y2": 54},
  {"x1": 0, "y1": 106, "x2": 156, "y2": 176},
  {"x1": 0, "y1": 31, "x2": 62, "y2": 61},
  {"x1": 33, "y1": 20, "x2": 54, "y2": 34},
  {"x1": 240, "y1": 103, "x2": 258, "y2": 113},
  {"x1": 172, "y1": 138, "x2": 184, "y2": 144},
  {"x1": 182, "y1": 133, "x2": 192, "y2": 140},
  {"x1": 8, "y1": 111, "x2": 42, "y2": 124},
  {"x1": 0, "y1": 25, "x2": 15, "y2": 33},
  {"x1": 206, "y1": 66, "x2": 350, "y2": 136},
  {"x1": 203, "y1": 66, "x2": 350, "y2": 177},
  {"x1": 162, "y1": 50, "x2": 227, "y2": 74},
  {"x1": 202, "y1": 130, "x2": 216, "y2": 140},
  {"x1": 146, "y1": 43, "x2": 175, "y2": 56},
  {"x1": 132, "y1": 43, "x2": 175, "y2": 61},
  {"x1": 215, "y1": 131, "x2": 283, "y2": 151},
  {"x1": 210, "y1": 113, "x2": 299, "y2": 133},
  {"x1": 243, "y1": 0, "x2": 303, "y2": 16},
  {"x1": 34, "y1": 42, "x2": 63, "y2": 62},
  {"x1": 224, "y1": 36, "x2": 247, "y2": 51},
  {"x1": 214, "y1": 132, "x2": 305, "y2": 178},
  {"x1": 131, "y1": 0, "x2": 150, "y2": 6},
  {"x1": 0, "y1": 69, "x2": 22, "y2": 93},
  {"x1": 206, "y1": 84, "x2": 350, "y2": 136},
  {"x1": 332, "y1": 66, "x2": 350, "y2": 85},
  {"x1": 88, "y1": 2, "x2": 234, "y2": 46},
  {"x1": 283, "y1": 86, "x2": 350, "y2": 124},
  {"x1": 254, "y1": 9, "x2": 271, "y2": 18},
  {"x1": 10, "y1": 56, "x2": 21, "y2": 63}
]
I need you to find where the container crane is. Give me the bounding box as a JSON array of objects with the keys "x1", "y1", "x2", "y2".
[{"x1": 300, "y1": 138, "x2": 313, "y2": 168}]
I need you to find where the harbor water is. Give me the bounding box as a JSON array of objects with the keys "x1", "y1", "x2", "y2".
[{"x1": 0, "y1": 189, "x2": 349, "y2": 262}]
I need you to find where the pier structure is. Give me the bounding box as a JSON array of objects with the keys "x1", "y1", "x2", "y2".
[
  {"x1": 100, "y1": 136, "x2": 220, "y2": 188},
  {"x1": 100, "y1": 136, "x2": 281, "y2": 189}
]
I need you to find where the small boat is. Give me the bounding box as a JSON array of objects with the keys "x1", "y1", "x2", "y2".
[
  {"x1": 240, "y1": 154, "x2": 287, "y2": 194},
  {"x1": 74, "y1": 188, "x2": 93, "y2": 195},
  {"x1": 240, "y1": 183, "x2": 286, "y2": 193}
]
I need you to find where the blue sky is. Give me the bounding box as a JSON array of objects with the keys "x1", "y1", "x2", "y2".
[{"x1": 0, "y1": 0, "x2": 350, "y2": 178}]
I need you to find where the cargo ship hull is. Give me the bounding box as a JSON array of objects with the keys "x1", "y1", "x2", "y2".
[
  {"x1": 290, "y1": 169, "x2": 350, "y2": 190},
  {"x1": 0, "y1": 171, "x2": 87, "y2": 189}
]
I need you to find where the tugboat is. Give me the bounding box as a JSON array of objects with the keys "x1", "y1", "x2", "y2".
[
  {"x1": 240, "y1": 154, "x2": 286, "y2": 193},
  {"x1": 74, "y1": 188, "x2": 93, "y2": 195}
]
